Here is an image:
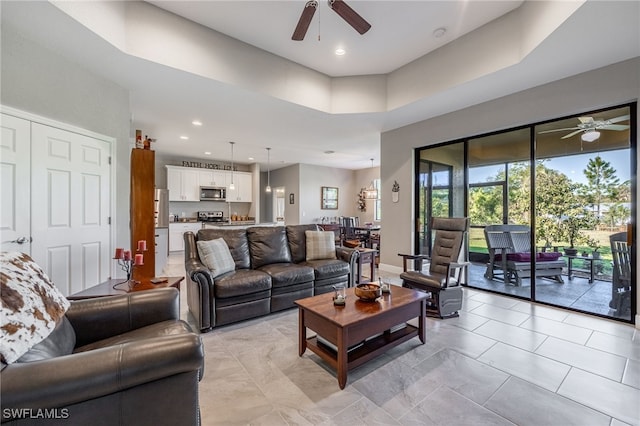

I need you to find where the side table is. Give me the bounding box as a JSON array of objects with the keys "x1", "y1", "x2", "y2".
[
  {"x1": 567, "y1": 256, "x2": 598, "y2": 284},
  {"x1": 68, "y1": 276, "x2": 184, "y2": 300},
  {"x1": 355, "y1": 248, "x2": 378, "y2": 284}
]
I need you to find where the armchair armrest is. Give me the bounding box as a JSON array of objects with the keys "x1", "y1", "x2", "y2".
[
  {"x1": 398, "y1": 253, "x2": 431, "y2": 272},
  {"x1": 1, "y1": 333, "x2": 204, "y2": 412},
  {"x1": 66, "y1": 288, "x2": 180, "y2": 347},
  {"x1": 336, "y1": 246, "x2": 359, "y2": 287}
]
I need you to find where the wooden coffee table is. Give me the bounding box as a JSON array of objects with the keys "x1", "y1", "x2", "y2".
[
  {"x1": 68, "y1": 276, "x2": 184, "y2": 300},
  {"x1": 295, "y1": 285, "x2": 427, "y2": 389}
]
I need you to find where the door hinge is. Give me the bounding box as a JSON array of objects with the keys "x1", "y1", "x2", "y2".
[
  {"x1": 108, "y1": 156, "x2": 111, "y2": 165},
  {"x1": 108, "y1": 217, "x2": 111, "y2": 225}
]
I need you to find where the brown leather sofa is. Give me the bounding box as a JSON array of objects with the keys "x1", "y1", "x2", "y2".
[
  {"x1": 1, "y1": 288, "x2": 204, "y2": 426},
  {"x1": 184, "y1": 224, "x2": 359, "y2": 332}
]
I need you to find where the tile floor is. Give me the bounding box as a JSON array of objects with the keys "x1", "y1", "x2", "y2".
[{"x1": 164, "y1": 254, "x2": 639, "y2": 426}]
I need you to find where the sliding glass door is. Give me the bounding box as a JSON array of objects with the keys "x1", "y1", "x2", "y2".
[{"x1": 414, "y1": 103, "x2": 636, "y2": 322}]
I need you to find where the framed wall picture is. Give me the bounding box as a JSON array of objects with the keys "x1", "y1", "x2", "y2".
[{"x1": 321, "y1": 186, "x2": 338, "y2": 209}]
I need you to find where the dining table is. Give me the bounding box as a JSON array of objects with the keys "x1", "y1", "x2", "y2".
[{"x1": 353, "y1": 226, "x2": 380, "y2": 249}]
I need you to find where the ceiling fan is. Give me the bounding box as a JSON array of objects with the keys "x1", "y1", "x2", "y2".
[
  {"x1": 538, "y1": 114, "x2": 630, "y2": 141},
  {"x1": 292, "y1": 0, "x2": 371, "y2": 41}
]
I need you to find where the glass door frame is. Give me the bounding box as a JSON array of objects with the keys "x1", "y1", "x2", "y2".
[{"x1": 412, "y1": 102, "x2": 637, "y2": 323}]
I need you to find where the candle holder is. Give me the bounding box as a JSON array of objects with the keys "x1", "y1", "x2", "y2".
[{"x1": 113, "y1": 240, "x2": 147, "y2": 285}]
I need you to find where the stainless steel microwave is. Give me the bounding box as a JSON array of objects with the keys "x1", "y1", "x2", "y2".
[{"x1": 200, "y1": 186, "x2": 226, "y2": 201}]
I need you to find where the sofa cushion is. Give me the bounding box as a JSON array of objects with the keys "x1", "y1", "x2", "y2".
[
  {"x1": 0, "y1": 252, "x2": 71, "y2": 364},
  {"x1": 286, "y1": 224, "x2": 318, "y2": 263},
  {"x1": 258, "y1": 263, "x2": 315, "y2": 289},
  {"x1": 16, "y1": 317, "x2": 76, "y2": 363},
  {"x1": 496, "y1": 252, "x2": 564, "y2": 262},
  {"x1": 197, "y1": 229, "x2": 251, "y2": 269},
  {"x1": 214, "y1": 269, "x2": 272, "y2": 299},
  {"x1": 305, "y1": 231, "x2": 337, "y2": 261},
  {"x1": 197, "y1": 238, "x2": 235, "y2": 278},
  {"x1": 301, "y1": 259, "x2": 350, "y2": 280},
  {"x1": 247, "y1": 226, "x2": 292, "y2": 268},
  {"x1": 538, "y1": 251, "x2": 563, "y2": 261}
]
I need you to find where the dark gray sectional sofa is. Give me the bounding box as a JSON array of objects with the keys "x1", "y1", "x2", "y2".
[{"x1": 184, "y1": 224, "x2": 358, "y2": 332}]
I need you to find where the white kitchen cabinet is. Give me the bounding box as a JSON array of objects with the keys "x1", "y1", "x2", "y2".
[
  {"x1": 166, "y1": 166, "x2": 199, "y2": 201},
  {"x1": 226, "y1": 171, "x2": 252, "y2": 202},
  {"x1": 198, "y1": 170, "x2": 227, "y2": 188},
  {"x1": 169, "y1": 222, "x2": 202, "y2": 252}
]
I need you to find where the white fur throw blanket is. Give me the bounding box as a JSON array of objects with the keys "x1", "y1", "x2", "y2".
[{"x1": 1, "y1": 252, "x2": 70, "y2": 364}]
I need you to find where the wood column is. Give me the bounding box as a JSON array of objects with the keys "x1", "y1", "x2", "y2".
[{"x1": 130, "y1": 148, "x2": 155, "y2": 280}]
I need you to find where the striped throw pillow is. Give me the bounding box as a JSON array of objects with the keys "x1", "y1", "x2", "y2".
[
  {"x1": 305, "y1": 231, "x2": 337, "y2": 261},
  {"x1": 197, "y1": 238, "x2": 235, "y2": 278}
]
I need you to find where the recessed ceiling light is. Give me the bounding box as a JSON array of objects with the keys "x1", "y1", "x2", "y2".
[
  {"x1": 324, "y1": 150, "x2": 335, "y2": 154},
  {"x1": 248, "y1": 157, "x2": 254, "y2": 161},
  {"x1": 204, "y1": 151, "x2": 211, "y2": 155},
  {"x1": 335, "y1": 48, "x2": 345, "y2": 56},
  {"x1": 192, "y1": 120, "x2": 202, "y2": 126},
  {"x1": 433, "y1": 27, "x2": 447, "y2": 38},
  {"x1": 180, "y1": 136, "x2": 189, "y2": 140}
]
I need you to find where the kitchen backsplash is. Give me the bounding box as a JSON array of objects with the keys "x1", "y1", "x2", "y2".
[{"x1": 168, "y1": 201, "x2": 251, "y2": 221}]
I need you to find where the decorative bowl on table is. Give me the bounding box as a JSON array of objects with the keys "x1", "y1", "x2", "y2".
[{"x1": 355, "y1": 283, "x2": 382, "y2": 302}]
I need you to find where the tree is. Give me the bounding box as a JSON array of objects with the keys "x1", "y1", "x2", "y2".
[{"x1": 583, "y1": 156, "x2": 620, "y2": 221}]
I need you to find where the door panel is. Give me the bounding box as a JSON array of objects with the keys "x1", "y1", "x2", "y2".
[
  {"x1": 31, "y1": 123, "x2": 111, "y2": 296},
  {"x1": 0, "y1": 114, "x2": 31, "y2": 253}
]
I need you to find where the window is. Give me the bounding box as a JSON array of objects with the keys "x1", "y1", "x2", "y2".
[{"x1": 374, "y1": 179, "x2": 381, "y2": 221}]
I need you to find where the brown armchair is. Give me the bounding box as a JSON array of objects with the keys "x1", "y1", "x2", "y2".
[{"x1": 398, "y1": 217, "x2": 469, "y2": 318}]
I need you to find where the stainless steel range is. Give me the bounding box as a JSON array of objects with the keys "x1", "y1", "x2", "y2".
[{"x1": 198, "y1": 211, "x2": 225, "y2": 223}]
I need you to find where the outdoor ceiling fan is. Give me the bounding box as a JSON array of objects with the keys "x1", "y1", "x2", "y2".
[
  {"x1": 292, "y1": 0, "x2": 371, "y2": 41},
  {"x1": 538, "y1": 114, "x2": 630, "y2": 142}
]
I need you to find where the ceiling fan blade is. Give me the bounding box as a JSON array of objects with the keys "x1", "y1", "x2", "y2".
[
  {"x1": 328, "y1": 0, "x2": 371, "y2": 35},
  {"x1": 292, "y1": 1, "x2": 317, "y2": 41},
  {"x1": 606, "y1": 114, "x2": 630, "y2": 124},
  {"x1": 599, "y1": 124, "x2": 630, "y2": 131},
  {"x1": 561, "y1": 129, "x2": 584, "y2": 139},
  {"x1": 538, "y1": 127, "x2": 580, "y2": 134}
]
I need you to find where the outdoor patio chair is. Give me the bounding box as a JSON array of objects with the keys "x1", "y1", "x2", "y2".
[{"x1": 609, "y1": 232, "x2": 631, "y2": 315}]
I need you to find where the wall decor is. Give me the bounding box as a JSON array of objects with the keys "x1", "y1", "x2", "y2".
[
  {"x1": 392, "y1": 180, "x2": 400, "y2": 203},
  {"x1": 321, "y1": 187, "x2": 339, "y2": 209},
  {"x1": 289, "y1": 193, "x2": 295, "y2": 204}
]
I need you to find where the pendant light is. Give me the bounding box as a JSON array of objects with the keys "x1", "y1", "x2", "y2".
[
  {"x1": 228, "y1": 141, "x2": 235, "y2": 190},
  {"x1": 265, "y1": 147, "x2": 272, "y2": 193},
  {"x1": 362, "y1": 158, "x2": 378, "y2": 199}
]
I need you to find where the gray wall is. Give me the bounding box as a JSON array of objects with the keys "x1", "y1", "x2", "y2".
[{"x1": 1, "y1": 27, "x2": 132, "y2": 257}]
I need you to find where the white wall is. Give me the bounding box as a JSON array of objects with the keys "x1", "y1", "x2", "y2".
[
  {"x1": 381, "y1": 57, "x2": 640, "y2": 325},
  {"x1": 299, "y1": 164, "x2": 358, "y2": 224},
  {"x1": 0, "y1": 27, "x2": 131, "y2": 258}
]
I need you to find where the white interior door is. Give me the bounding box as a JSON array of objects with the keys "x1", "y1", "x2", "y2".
[
  {"x1": 31, "y1": 123, "x2": 111, "y2": 296},
  {"x1": 0, "y1": 114, "x2": 31, "y2": 254}
]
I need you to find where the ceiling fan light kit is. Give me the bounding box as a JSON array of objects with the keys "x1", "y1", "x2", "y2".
[
  {"x1": 581, "y1": 130, "x2": 601, "y2": 142},
  {"x1": 292, "y1": 0, "x2": 370, "y2": 41}
]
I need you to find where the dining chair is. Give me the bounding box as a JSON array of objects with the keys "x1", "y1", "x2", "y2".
[{"x1": 398, "y1": 217, "x2": 470, "y2": 318}]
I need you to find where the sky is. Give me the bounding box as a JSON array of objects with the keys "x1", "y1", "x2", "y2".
[{"x1": 469, "y1": 148, "x2": 631, "y2": 186}]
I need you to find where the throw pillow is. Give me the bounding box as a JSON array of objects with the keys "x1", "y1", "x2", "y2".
[
  {"x1": 197, "y1": 238, "x2": 235, "y2": 278},
  {"x1": 0, "y1": 252, "x2": 71, "y2": 364},
  {"x1": 305, "y1": 231, "x2": 337, "y2": 261}
]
